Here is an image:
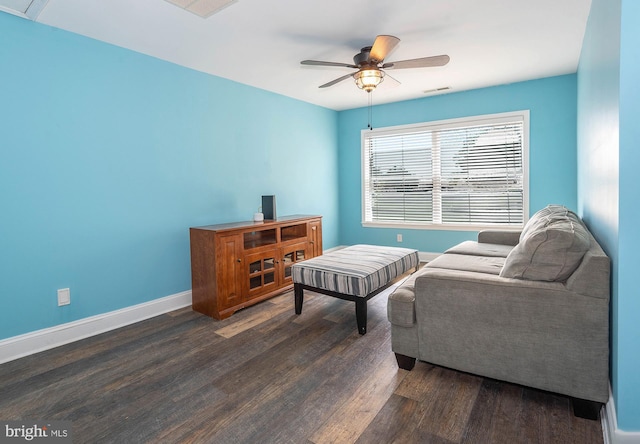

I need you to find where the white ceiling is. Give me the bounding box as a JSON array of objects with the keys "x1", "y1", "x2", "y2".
[{"x1": 28, "y1": 0, "x2": 591, "y2": 111}]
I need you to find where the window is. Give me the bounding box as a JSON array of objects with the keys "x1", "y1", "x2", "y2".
[{"x1": 362, "y1": 111, "x2": 529, "y2": 230}]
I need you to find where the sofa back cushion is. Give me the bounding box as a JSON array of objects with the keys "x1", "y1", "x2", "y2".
[{"x1": 500, "y1": 208, "x2": 590, "y2": 282}]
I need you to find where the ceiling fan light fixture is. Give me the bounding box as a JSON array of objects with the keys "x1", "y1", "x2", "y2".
[{"x1": 354, "y1": 68, "x2": 384, "y2": 93}]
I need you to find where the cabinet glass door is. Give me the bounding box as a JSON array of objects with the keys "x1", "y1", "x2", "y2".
[
  {"x1": 246, "y1": 253, "x2": 277, "y2": 295},
  {"x1": 282, "y1": 244, "x2": 308, "y2": 284}
]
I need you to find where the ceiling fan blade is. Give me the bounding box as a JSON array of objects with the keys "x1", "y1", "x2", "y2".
[
  {"x1": 374, "y1": 72, "x2": 400, "y2": 91},
  {"x1": 384, "y1": 72, "x2": 401, "y2": 86},
  {"x1": 301, "y1": 60, "x2": 358, "y2": 68},
  {"x1": 369, "y1": 35, "x2": 400, "y2": 63},
  {"x1": 383, "y1": 55, "x2": 450, "y2": 70},
  {"x1": 319, "y1": 72, "x2": 355, "y2": 88}
]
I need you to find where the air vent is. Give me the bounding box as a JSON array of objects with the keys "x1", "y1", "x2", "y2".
[
  {"x1": 423, "y1": 87, "x2": 451, "y2": 94},
  {"x1": 0, "y1": 0, "x2": 49, "y2": 20},
  {"x1": 164, "y1": 0, "x2": 238, "y2": 18}
]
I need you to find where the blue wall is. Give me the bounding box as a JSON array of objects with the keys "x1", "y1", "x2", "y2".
[
  {"x1": 576, "y1": 0, "x2": 621, "y2": 426},
  {"x1": 578, "y1": 0, "x2": 640, "y2": 431},
  {"x1": 337, "y1": 76, "x2": 578, "y2": 252},
  {"x1": 0, "y1": 15, "x2": 339, "y2": 340},
  {"x1": 618, "y1": 1, "x2": 640, "y2": 428}
]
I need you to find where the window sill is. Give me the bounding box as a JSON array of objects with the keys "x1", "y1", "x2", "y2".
[{"x1": 361, "y1": 221, "x2": 524, "y2": 232}]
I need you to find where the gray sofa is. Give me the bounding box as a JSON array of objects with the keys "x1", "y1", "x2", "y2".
[{"x1": 387, "y1": 205, "x2": 610, "y2": 411}]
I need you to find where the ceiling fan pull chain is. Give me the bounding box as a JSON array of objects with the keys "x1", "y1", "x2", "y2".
[{"x1": 368, "y1": 93, "x2": 374, "y2": 130}]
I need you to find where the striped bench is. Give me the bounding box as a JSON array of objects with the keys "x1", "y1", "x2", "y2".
[{"x1": 291, "y1": 244, "x2": 420, "y2": 335}]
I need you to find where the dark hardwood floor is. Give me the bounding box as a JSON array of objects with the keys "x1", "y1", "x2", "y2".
[{"x1": 0, "y1": 282, "x2": 604, "y2": 443}]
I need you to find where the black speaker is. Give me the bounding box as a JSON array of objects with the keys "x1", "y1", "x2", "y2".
[{"x1": 262, "y1": 195, "x2": 276, "y2": 220}]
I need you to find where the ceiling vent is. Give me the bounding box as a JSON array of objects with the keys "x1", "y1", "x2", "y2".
[
  {"x1": 164, "y1": 0, "x2": 238, "y2": 18},
  {"x1": 0, "y1": 0, "x2": 49, "y2": 20},
  {"x1": 423, "y1": 86, "x2": 451, "y2": 94}
]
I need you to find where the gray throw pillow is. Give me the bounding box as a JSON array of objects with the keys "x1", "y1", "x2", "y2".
[
  {"x1": 520, "y1": 204, "x2": 572, "y2": 242},
  {"x1": 501, "y1": 212, "x2": 590, "y2": 282}
]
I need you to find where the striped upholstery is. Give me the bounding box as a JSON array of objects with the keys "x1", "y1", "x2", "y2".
[{"x1": 292, "y1": 244, "x2": 420, "y2": 298}]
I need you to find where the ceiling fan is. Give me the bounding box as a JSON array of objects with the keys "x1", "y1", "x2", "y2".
[{"x1": 301, "y1": 35, "x2": 450, "y2": 93}]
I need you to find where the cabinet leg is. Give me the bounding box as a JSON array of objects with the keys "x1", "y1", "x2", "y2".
[
  {"x1": 355, "y1": 299, "x2": 367, "y2": 335},
  {"x1": 294, "y1": 284, "x2": 304, "y2": 315}
]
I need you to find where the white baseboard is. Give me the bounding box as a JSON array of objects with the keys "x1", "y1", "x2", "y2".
[
  {"x1": 602, "y1": 385, "x2": 640, "y2": 444},
  {"x1": 419, "y1": 251, "x2": 441, "y2": 262},
  {"x1": 0, "y1": 290, "x2": 192, "y2": 365},
  {"x1": 323, "y1": 245, "x2": 345, "y2": 253}
]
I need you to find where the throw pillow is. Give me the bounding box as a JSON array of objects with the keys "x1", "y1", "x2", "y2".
[
  {"x1": 519, "y1": 204, "x2": 572, "y2": 243},
  {"x1": 501, "y1": 212, "x2": 590, "y2": 282}
]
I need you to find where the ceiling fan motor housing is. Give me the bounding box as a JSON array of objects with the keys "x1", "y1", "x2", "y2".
[{"x1": 353, "y1": 47, "x2": 373, "y2": 66}]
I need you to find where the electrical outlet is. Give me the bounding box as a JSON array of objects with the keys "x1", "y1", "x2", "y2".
[
  {"x1": 396, "y1": 234, "x2": 403, "y2": 243},
  {"x1": 57, "y1": 288, "x2": 70, "y2": 306}
]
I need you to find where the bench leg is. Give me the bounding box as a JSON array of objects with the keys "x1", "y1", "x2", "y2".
[
  {"x1": 355, "y1": 299, "x2": 367, "y2": 335},
  {"x1": 294, "y1": 283, "x2": 304, "y2": 315}
]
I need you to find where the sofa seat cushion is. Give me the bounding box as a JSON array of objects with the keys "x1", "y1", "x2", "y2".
[
  {"x1": 445, "y1": 240, "x2": 514, "y2": 258},
  {"x1": 426, "y1": 253, "x2": 505, "y2": 275},
  {"x1": 500, "y1": 211, "x2": 590, "y2": 282}
]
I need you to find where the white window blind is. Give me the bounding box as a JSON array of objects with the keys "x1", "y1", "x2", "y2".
[{"x1": 362, "y1": 111, "x2": 528, "y2": 230}]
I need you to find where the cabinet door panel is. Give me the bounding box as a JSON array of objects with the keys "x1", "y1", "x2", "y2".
[
  {"x1": 309, "y1": 220, "x2": 322, "y2": 257},
  {"x1": 216, "y1": 234, "x2": 244, "y2": 310}
]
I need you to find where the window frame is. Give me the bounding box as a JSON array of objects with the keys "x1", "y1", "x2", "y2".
[{"x1": 361, "y1": 110, "x2": 530, "y2": 231}]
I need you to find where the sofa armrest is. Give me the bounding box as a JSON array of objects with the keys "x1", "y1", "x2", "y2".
[
  {"x1": 388, "y1": 285, "x2": 417, "y2": 327},
  {"x1": 478, "y1": 230, "x2": 521, "y2": 246}
]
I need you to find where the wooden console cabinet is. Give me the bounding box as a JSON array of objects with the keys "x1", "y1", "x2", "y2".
[{"x1": 190, "y1": 215, "x2": 322, "y2": 320}]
